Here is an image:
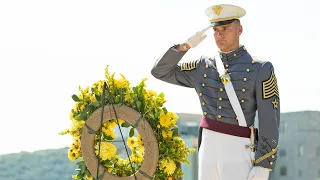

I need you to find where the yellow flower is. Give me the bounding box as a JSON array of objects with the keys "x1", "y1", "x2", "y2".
[
  {"x1": 127, "y1": 137, "x2": 137, "y2": 149},
  {"x1": 117, "y1": 119, "x2": 125, "y2": 125},
  {"x1": 94, "y1": 142, "x2": 117, "y2": 160},
  {"x1": 133, "y1": 152, "x2": 143, "y2": 163},
  {"x1": 71, "y1": 140, "x2": 81, "y2": 153},
  {"x1": 160, "y1": 114, "x2": 171, "y2": 128},
  {"x1": 137, "y1": 144, "x2": 145, "y2": 153},
  {"x1": 136, "y1": 134, "x2": 143, "y2": 144},
  {"x1": 167, "y1": 112, "x2": 179, "y2": 122},
  {"x1": 84, "y1": 175, "x2": 93, "y2": 180},
  {"x1": 89, "y1": 94, "x2": 96, "y2": 102},
  {"x1": 147, "y1": 90, "x2": 157, "y2": 97},
  {"x1": 102, "y1": 127, "x2": 115, "y2": 139},
  {"x1": 167, "y1": 130, "x2": 173, "y2": 138},
  {"x1": 69, "y1": 111, "x2": 75, "y2": 120},
  {"x1": 164, "y1": 160, "x2": 176, "y2": 175},
  {"x1": 103, "y1": 121, "x2": 117, "y2": 128},
  {"x1": 80, "y1": 104, "x2": 85, "y2": 111},
  {"x1": 68, "y1": 149, "x2": 78, "y2": 161},
  {"x1": 82, "y1": 87, "x2": 90, "y2": 94},
  {"x1": 114, "y1": 74, "x2": 130, "y2": 88},
  {"x1": 162, "y1": 130, "x2": 168, "y2": 138}
]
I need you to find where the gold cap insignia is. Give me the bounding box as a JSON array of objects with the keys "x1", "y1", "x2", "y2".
[{"x1": 212, "y1": 5, "x2": 223, "y2": 16}]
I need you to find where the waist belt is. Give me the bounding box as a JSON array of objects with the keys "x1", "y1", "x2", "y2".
[{"x1": 200, "y1": 117, "x2": 257, "y2": 138}]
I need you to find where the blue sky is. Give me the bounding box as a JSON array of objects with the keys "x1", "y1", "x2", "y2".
[{"x1": 0, "y1": 0, "x2": 319, "y2": 155}]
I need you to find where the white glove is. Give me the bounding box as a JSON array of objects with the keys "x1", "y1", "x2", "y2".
[
  {"x1": 247, "y1": 166, "x2": 270, "y2": 180},
  {"x1": 185, "y1": 25, "x2": 211, "y2": 48}
]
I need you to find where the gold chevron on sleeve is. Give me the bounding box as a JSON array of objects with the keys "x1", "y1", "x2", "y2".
[
  {"x1": 262, "y1": 71, "x2": 279, "y2": 99},
  {"x1": 180, "y1": 60, "x2": 197, "y2": 71}
]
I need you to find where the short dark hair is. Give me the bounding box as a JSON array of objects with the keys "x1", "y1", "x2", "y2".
[{"x1": 234, "y1": 19, "x2": 241, "y2": 24}]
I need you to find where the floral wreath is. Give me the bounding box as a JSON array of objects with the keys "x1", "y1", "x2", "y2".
[{"x1": 59, "y1": 65, "x2": 196, "y2": 180}]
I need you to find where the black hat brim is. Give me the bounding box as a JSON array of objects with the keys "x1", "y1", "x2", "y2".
[{"x1": 211, "y1": 19, "x2": 237, "y2": 27}]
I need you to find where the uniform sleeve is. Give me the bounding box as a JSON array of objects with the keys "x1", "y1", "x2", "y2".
[
  {"x1": 151, "y1": 45, "x2": 201, "y2": 88},
  {"x1": 254, "y1": 61, "x2": 280, "y2": 171}
]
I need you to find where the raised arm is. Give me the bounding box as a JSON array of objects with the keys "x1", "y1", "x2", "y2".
[{"x1": 151, "y1": 26, "x2": 210, "y2": 88}]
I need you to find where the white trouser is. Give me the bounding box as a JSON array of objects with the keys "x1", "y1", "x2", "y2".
[{"x1": 198, "y1": 128, "x2": 254, "y2": 180}]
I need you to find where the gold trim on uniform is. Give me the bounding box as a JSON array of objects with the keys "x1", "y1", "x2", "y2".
[
  {"x1": 262, "y1": 71, "x2": 279, "y2": 99},
  {"x1": 180, "y1": 60, "x2": 197, "y2": 71},
  {"x1": 271, "y1": 98, "x2": 279, "y2": 109},
  {"x1": 210, "y1": 16, "x2": 240, "y2": 23},
  {"x1": 254, "y1": 146, "x2": 278, "y2": 164}
]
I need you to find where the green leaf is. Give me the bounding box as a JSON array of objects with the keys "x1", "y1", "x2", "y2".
[
  {"x1": 133, "y1": 87, "x2": 138, "y2": 94},
  {"x1": 149, "y1": 113, "x2": 154, "y2": 119},
  {"x1": 129, "y1": 128, "x2": 135, "y2": 137},
  {"x1": 83, "y1": 105, "x2": 93, "y2": 113},
  {"x1": 95, "y1": 94, "x2": 101, "y2": 101},
  {"x1": 91, "y1": 101, "x2": 100, "y2": 107},
  {"x1": 121, "y1": 122, "x2": 131, "y2": 128},
  {"x1": 158, "y1": 92, "x2": 165, "y2": 99},
  {"x1": 163, "y1": 107, "x2": 168, "y2": 114},
  {"x1": 84, "y1": 169, "x2": 91, "y2": 177},
  {"x1": 72, "y1": 94, "x2": 80, "y2": 102},
  {"x1": 115, "y1": 95, "x2": 121, "y2": 104},
  {"x1": 136, "y1": 101, "x2": 142, "y2": 111},
  {"x1": 138, "y1": 80, "x2": 145, "y2": 88},
  {"x1": 173, "y1": 128, "x2": 179, "y2": 137},
  {"x1": 76, "y1": 160, "x2": 85, "y2": 166},
  {"x1": 75, "y1": 112, "x2": 87, "y2": 120}
]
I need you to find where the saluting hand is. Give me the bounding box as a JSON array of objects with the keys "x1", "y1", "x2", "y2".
[{"x1": 185, "y1": 25, "x2": 211, "y2": 48}]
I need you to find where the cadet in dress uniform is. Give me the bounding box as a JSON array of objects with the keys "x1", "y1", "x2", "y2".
[{"x1": 151, "y1": 4, "x2": 280, "y2": 180}]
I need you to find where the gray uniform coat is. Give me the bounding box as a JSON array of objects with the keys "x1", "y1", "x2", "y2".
[{"x1": 151, "y1": 44, "x2": 280, "y2": 171}]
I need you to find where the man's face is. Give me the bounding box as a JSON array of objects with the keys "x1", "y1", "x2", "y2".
[{"x1": 212, "y1": 21, "x2": 242, "y2": 52}]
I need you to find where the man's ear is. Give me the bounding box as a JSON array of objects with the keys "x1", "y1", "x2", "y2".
[{"x1": 237, "y1": 25, "x2": 243, "y2": 35}]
